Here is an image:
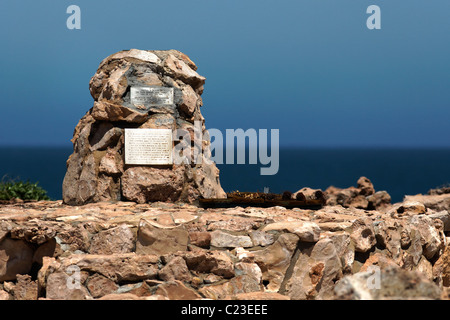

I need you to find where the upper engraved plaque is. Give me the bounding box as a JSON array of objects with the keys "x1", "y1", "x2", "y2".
[
  {"x1": 125, "y1": 128, "x2": 173, "y2": 165},
  {"x1": 130, "y1": 86, "x2": 174, "y2": 107}
]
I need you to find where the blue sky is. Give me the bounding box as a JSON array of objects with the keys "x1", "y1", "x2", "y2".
[{"x1": 1, "y1": 0, "x2": 449, "y2": 147}]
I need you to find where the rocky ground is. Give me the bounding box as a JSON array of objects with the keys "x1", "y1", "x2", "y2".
[{"x1": 1, "y1": 177, "x2": 450, "y2": 300}]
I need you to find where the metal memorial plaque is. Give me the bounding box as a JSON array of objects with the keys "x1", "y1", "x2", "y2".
[
  {"x1": 125, "y1": 129, "x2": 173, "y2": 165},
  {"x1": 130, "y1": 86, "x2": 174, "y2": 107}
]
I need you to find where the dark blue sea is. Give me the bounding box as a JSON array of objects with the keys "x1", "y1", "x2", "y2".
[{"x1": 1, "y1": 147, "x2": 450, "y2": 203}]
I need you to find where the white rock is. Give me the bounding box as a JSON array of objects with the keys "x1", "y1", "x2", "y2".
[
  {"x1": 262, "y1": 221, "x2": 321, "y2": 242},
  {"x1": 210, "y1": 230, "x2": 253, "y2": 248},
  {"x1": 108, "y1": 49, "x2": 160, "y2": 64}
]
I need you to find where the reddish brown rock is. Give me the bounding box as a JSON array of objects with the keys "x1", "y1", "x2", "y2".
[
  {"x1": 89, "y1": 224, "x2": 135, "y2": 255},
  {"x1": 10, "y1": 223, "x2": 56, "y2": 245},
  {"x1": 0, "y1": 290, "x2": 9, "y2": 300},
  {"x1": 13, "y1": 274, "x2": 38, "y2": 300},
  {"x1": 367, "y1": 191, "x2": 391, "y2": 211},
  {"x1": 159, "y1": 256, "x2": 192, "y2": 282},
  {"x1": 350, "y1": 218, "x2": 376, "y2": 253},
  {"x1": 33, "y1": 238, "x2": 57, "y2": 265},
  {"x1": 404, "y1": 193, "x2": 450, "y2": 212},
  {"x1": 179, "y1": 84, "x2": 199, "y2": 116},
  {"x1": 293, "y1": 187, "x2": 326, "y2": 202},
  {"x1": 122, "y1": 166, "x2": 185, "y2": 204},
  {"x1": 283, "y1": 238, "x2": 343, "y2": 300},
  {"x1": 0, "y1": 238, "x2": 34, "y2": 281},
  {"x1": 433, "y1": 245, "x2": 450, "y2": 287},
  {"x1": 155, "y1": 280, "x2": 201, "y2": 300},
  {"x1": 198, "y1": 275, "x2": 262, "y2": 300},
  {"x1": 234, "y1": 262, "x2": 262, "y2": 283},
  {"x1": 126, "y1": 281, "x2": 154, "y2": 297},
  {"x1": 98, "y1": 293, "x2": 147, "y2": 300},
  {"x1": 325, "y1": 177, "x2": 390, "y2": 210},
  {"x1": 224, "y1": 292, "x2": 290, "y2": 300},
  {"x1": 183, "y1": 250, "x2": 235, "y2": 279},
  {"x1": 0, "y1": 222, "x2": 11, "y2": 243},
  {"x1": 136, "y1": 219, "x2": 188, "y2": 255},
  {"x1": 410, "y1": 215, "x2": 443, "y2": 260},
  {"x1": 189, "y1": 231, "x2": 211, "y2": 248},
  {"x1": 334, "y1": 266, "x2": 441, "y2": 300},
  {"x1": 98, "y1": 147, "x2": 123, "y2": 175},
  {"x1": 162, "y1": 54, "x2": 206, "y2": 90},
  {"x1": 86, "y1": 273, "x2": 119, "y2": 298},
  {"x1": 41, "y1": 254, "x2": 159, "y2": 285},
  {"x1": 373, "y1": 220, "x2": 403, "y2": 264},
  {"x1": 360, "y1": 252, "x2": 399, "y2": 272},
  {"x1": 357, "y1": 176, "x2": 375, "y2": 196},
  {"x1": 55, "y1": 224, "x2": 90, "y2": 253},
  {"x1": 91, "y1": 101, "x2": 149, "y2": 123},
  {"x1": 46, "y1": 271, "x2": 92, "y2": 300},
  {"x1": 388, "y1": 201, "x2": 427, "y2": 218}
]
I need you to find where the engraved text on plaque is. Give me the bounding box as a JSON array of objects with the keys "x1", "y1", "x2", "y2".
[
  {"x1": 130, "y1": 87, "x2": 174, "y2": 107},
  {"x1": 125, "y1": 128, "x2": 173, "y2": 165}
]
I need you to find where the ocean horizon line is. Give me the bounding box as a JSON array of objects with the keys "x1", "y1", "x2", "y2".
[
  {"x1": 1, "y1": 145, "x2": 450, "y2": 150},
  {"x1": 1, "y1": 147, "x2": 450, "y2": 203}
]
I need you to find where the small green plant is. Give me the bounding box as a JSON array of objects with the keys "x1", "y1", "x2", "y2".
[{"x1": 0, "y1": 178, "x2": 50, "y2": 201}]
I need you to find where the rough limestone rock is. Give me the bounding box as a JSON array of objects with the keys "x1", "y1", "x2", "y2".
[
  {"x1": 89, "y1": 224, "x2": 135, "y2": 255},
  {"x1": 0, "y1": 289, "x2": 9, "y2": 300},
  {"x1": 136, "y1": 219, "x2": 189, "y2": 255},
  {"x1": 350, "y1": 218, "x2": 377, "y2": 253},
  {"x1": 12, "y1": 274, "x2": 38, "y2": 300},
  {"x1": 334, "y1": 266, "x2": 441, "y2": 300},
  {"x1": 210, "y1": 230, "x2": 253, "y2": 248},
  {"x1": 0, "y1": 238, "x2": 34, "y2": 282},
  {"x1": 433, "y1": 245, "x2": 450, "y2": 287},
  {"x1": 63, "y1": 49, "x2": 226, "y2": 205},
  {"x1": 159, "y1": 256, "x2": 192, "y2": 282},
  {"x1": 283, "y1": 238, "x2": 343, "y2": 300},
  {"x1": 262, "y1": 221, "x2": 321, "y2": 243},
  {"x1": 404, "y1": 193, "x2": 450, "y2": 212},
  {"x1": 325, "y1": 176, "x2": 391, "y2": 211},
  {"x1": 253, "y1": 233, "x2": 300, "y2": 292},
  {"x1": 0, "y1": 187, "x2": 449, "y2": 300}
]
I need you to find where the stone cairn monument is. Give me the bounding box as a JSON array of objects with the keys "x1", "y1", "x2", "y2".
[{"x1": 63, "y1": 49, "x2": 226, "y2": 205}]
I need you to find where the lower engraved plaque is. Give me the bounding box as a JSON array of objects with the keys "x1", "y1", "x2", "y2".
[
  {"x1": 130, "y1": 86, "x2": 174, "y2": 107},
  {"x1": 125, "y1": 128, "x2": 173, "y2": 165}
]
